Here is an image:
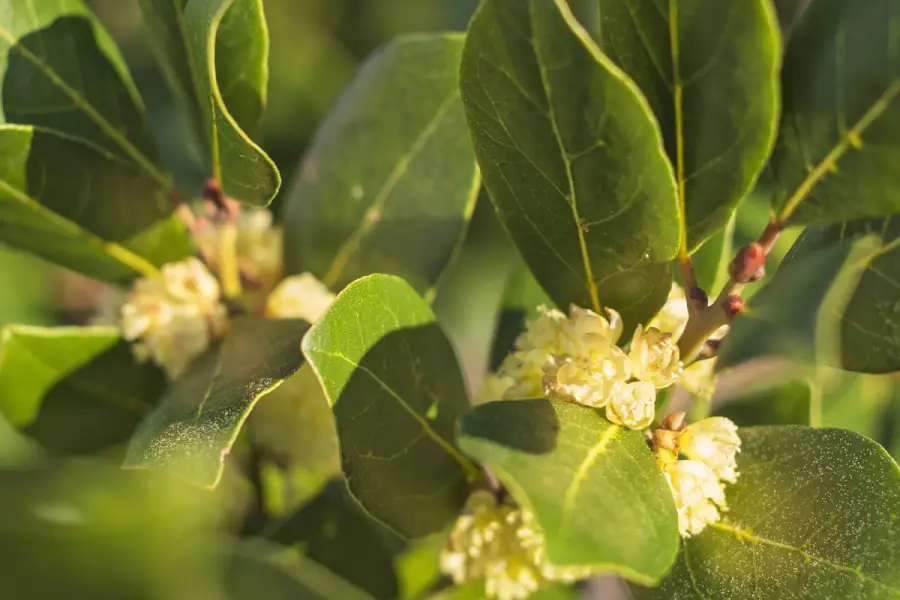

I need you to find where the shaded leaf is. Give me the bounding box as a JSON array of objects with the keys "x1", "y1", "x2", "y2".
[
  {"x1": 634, "y1": 426, "x2": 900, "y2": 599},
  {"x1": 596, "y1": 0, "x2": 780, "y2": 249},
  {"x1": 303, "y1": 274, "x2": 479, "y2": 538},
  {"x1": 460, "y1": 0, "x2": 680, "y2": 331},
  {"x1": 0, "y1": 461, "x2": 220, "y2": 600},
  {"x1": 490, "y1": 263, "x2": 555, "y2": 372},
  {"x1": 123, "y1": 318, "x2": 309, "y2": 488},
  {"x1": 458, "y1": 399, "x2": 679, "y2": 585},
  {"x1": 283, "y1": 34, "x2": 479, "y2": 294},
  {"x1": 821, "y1": 372, "x2": 895, "y2": 438},
  {"x1": 224, "y1": 539, "x2": 376, "y2": 600},
  {"x1": 0, "y1": 326, "x2": 164, "y2": 455},
  {"x1": 717, "y1": 235, "x2": 879, "y2": 370},
  {"x1": 715, "y1": 378, "x2": 815, "y2": 427},
  {"x1": 266, "y1": 478, "x2": 401, "y2": 600},
  {"x1": 0, "y1": 124, "x2": 192, "y2": 282},
  {"x1": 780, "y1": 218, "x2": 900, "y2": 373},
  {"x1": 769, "y1": 0, "x2": 900, "y2": 226},
  {"x1": 0, "y1": 0, "x2": 167, "y2": 186},
  {"x1": 183, "y1": 0, "x2": 279, "y2": 204}
]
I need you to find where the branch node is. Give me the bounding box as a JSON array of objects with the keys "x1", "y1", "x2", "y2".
[{"x1": 724, "y1": 295, "x2": 744, "y2": 318}]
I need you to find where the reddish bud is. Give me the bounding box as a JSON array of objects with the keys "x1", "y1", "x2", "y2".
[
  {"x1": 689, "y1": 287, "x2": 709, "y2": 309},
  {"x1": 749, "y1": 265, "x2": 766, "y2": 282},
  {"x1": 724, "y1": 295, "x2": 744, "y2": 318},
  {"x1": 729, "y1": 242, "x2": 767, "y2": 283}
]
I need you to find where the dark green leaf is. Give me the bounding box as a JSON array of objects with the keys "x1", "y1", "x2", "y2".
[
  {"x1": 302, "y1": 274, "x2": 479, "y2": 538},
  {"x1": 283, "y1": 34, "x2": 479, "y2": 294},
  {"x1": 460, "y1": 0, "x2": 680, "y2": 331},
  {"x1": 596, "y1": 0, "x2": 780, "y2": 249},
  {"x1": 821, "y1": 372, "x2": 895, "y2": 438},
  {"x1": 182, "y1": 0, "x2": 279, "y2": 205},
  {"x1": 224, "y1": 540, "x2": 376, "y2": 600},
  {"x1": 0, "y1": 461, "x2": 220, "y2": 600},
  {"x1": 490, "y1": 263, "x2": 556, "y2": 372},
  {"x1": 458, "y1": 399, "x2": 679, "y2": 585},
  {"x1": 0, "y1": 0, "x2": 167, "y2": 186},
  {"x1": 780, "y1": 218, "x2": 900, "y2": 373},
  {"x1": 715, "y1": 378, "x2": 815, "y2": 427},
  {"x1": 266, "y1": 478, "x2": 401, "y2": 600},
  {"x1": 0, "y1": 125, "x2": 192, "y2": 282},
  {"x1": 769, "y1": 0, "x2": 900, "y2": 226},
  {"x1": 123, "y1": 318, "x2": 309, "y2": 488},
  {"x1": 717, "y1": 235, "x2": 879, "y2": 370},
  {"x1": 773, "y1": 0, "x2": 812, "y2": 34},
  {"x1": 634, "y1": 426, "x2": 900, "y2": 599},
  {"x1": 0, "y1": 326, "x2": 164, "y2": 455}
]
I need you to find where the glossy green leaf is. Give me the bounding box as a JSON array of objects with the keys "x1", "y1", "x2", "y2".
[
  {"x1": 458, "y1": 399, "x2": 679, "y2": 585},
  {"x1": 266, "y1": 478, "x2": 401, "y2": 600},
  {"x1": 634, "y1": 426, "x2": 900, "y2": 599},
  {"x1": 0, "y1": 326, "x2": 165, "y2": 455},
  {"x1": 0, "y1": 124, "x2": 192, "y2": 282},
  {"x1": 283, "y1": 34, "x2": 479, "y2": 294},
  {"x1": 460, "y1": 0, "x2": 680, "y2": 331},
  {"x1": 715, "y1": 378, "x2": 815, "y2": 427},
  {"x1": 769, "y1": 0, "x2": 900, "y2": 226},
  {"x1": 780, "y1": 219, "x2": 900, "y2": 373},
  {"x1": 0, "y1": 0, "x2": 167, "y2": 186},
  {"x1": 224, "y1": 540, "x2": 376, "y2": 600},
  {"x1": 774, "y1": 0, "x2": 812, "y2": 34},
  {"x1": 303, "y1": 274, "x2": 479, "y2": 539},
  {"x1": 596, "y1": 0, "x2": 780, "y2": 250},
  {"x1": 717, "y1": 235, "x2": 879, "y2": 370},
  {"x1": 123, "y1": 318, "x2": 309, "y2": 488},
  {"x1": 0, "y1": 461, "x2": 220, "y2": 600},
  {"x1": 182, "y1": 0, "x2": 279, "y2": 204}
]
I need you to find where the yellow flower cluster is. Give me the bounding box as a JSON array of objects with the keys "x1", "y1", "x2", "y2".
[
  {"x1": 266, "y1": 272, "x2": 336, "y2": 322},
  {"x1": 478, "y1": 304, "x2": 681, "y2": 430},
  {"x1": 118, "y1": 258, "x2": 227, "y2": 378},
  {"x1": 655, "y1": 416, "x2": 742, "y2": 537}
]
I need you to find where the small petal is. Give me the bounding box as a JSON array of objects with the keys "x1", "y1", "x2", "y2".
[
  {"x1": 605, "y1": 381, "x2": 656, "y2": 430},
  {"x1": 679, "y1": 417, "x2": 741, "y2": 483},
  {"x1": 664, "y1": 459, "x2": 727, "y2": 537},
  {"x1": 650, "y1": 283, "x2": 690, "y2": 339},
  {"x1": 629, "y1": 325, "x2": 682, "y2": 388}
]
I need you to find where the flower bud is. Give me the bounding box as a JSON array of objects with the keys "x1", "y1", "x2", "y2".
[
  {"x1": 663, "y1": 459, "x2": 727, "y2": 537},
  {"x1": 678, "y1": 417, "x2": 741, "y2": 483},
  {"x1": 266, "y1": 273, "x2": 335, "y2": 322},
  {"x1": 546, "y1": 348, "x2": 631, "y2": 409},
  {"x1": 195, "y1": 207, "x2": 284, "y2": 289},
  {"x1": 650, "y1": 283, "x2": 690, "y2": 339},
  {"x1": 605, "y1": 381, "x2": 656, "y2": 430},
  {"x1": 629, "y1": 325, "x2": 682, "y2": 388}
]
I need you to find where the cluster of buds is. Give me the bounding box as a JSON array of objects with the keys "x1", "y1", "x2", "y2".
[
  {"x1": 117, "y1": 258, "x2": 228, "y2": 379},
  {"x1": 479, "y1": 303, "x2": 682, "y2": 430},
  {"x1": 652, "y1": 413, "x2": 741, "y2": 537}
]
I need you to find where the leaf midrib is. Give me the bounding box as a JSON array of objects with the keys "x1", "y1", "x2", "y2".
[
  {"x1": 531, "y1": 0, "x2": 601, "y2": 313},
  {"x1": 0, "y1": 177, "x2": 157, "y2": 277},
  {"x1": 0, "y1": 22, "x2": 169, "y2": 189},
  {"x1": 561, "y1": 423, "x2": 620, "y2": 532},
  {"x1": 310, "y1": 347, "x2": 481, "y2": 480},
  {"x1": 710, "y1": 521, "x2": 900, "y2": 591}
]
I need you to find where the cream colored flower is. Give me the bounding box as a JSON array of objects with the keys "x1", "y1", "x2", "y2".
[
  {"x1": 266, "y1": 273, "x2": 335, "y2": 322},
  {"x1": 476, "y1": 305, "x2": 624, "y2": 404},
  {"x1": 440, "y1": 491, "x2": 547, "y2": 600},
  {"x1": 650, "y1": 283, "x2": 690, "y2": 339},
  {"x1": 678, "y1": 417, "x2": 741, "y2": 484},
  {"x1": 546, "y1": 348, "x2": 631, "y2": 408},
  {"x1": 119, "y1": 258, "x2": 227, "y2": 379},
  {"x1": 629, "y1": 325, "x2": 682, "y2": 388},
  {"x1": 663, "y1": 459, "x2": 727, "y2": 537},
  {"x1": 195, "y1": 208, "x2": 284, "y2": 288},
  {"x1": 605, "y1": 381, "x2": 656, "y2": 430}
]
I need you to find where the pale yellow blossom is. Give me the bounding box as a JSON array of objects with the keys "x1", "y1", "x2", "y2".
[
  {"x1": 605, "y1": 381, "x2": 656, "y2": 430},
  {"x1": 119, "y1": 258, "x2": 227, "y2": 378},
  {"x1": 195, "y1": 208, "x2": 284, "y2": 289},
  {"x1": 629, "y1": 325, "x2": 682, "y2": 388},
  {"x1": 678, "y1": 417, "x2": 741, "y2": 483},
  {"x1": 663, "y1": 459, "x2": 727, "y2": 537},
  {"x1": 266, "y1": 273, "x2": 335, "y2": 322}
]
